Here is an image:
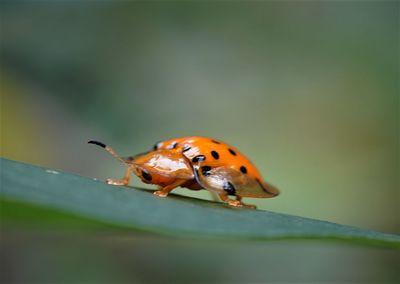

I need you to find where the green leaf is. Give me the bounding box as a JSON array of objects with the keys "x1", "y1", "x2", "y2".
[{"x1": 1, "y1": 158, "x2": 399, "y2": 248}]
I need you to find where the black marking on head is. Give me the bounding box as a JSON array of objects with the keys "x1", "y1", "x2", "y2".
[
  {"x1": 211, "y1": 150, "x2": 219, "y2": 160},
  {"x1": 192, "y1": 155, "x2": 206, "y2": 163},
  {"x1": 211, "y1": 140, "x2": 221, "y2": 144},
  {"x1": 182, "y1": 145, "x2": 191, "y2": 152},
  {"x1": 126, "y1": 156, "x2": 135, "y2": 161},
  {"x1": 228, "y1": 148, "x2": 237, "y2": 156},
  {"x1": 201, "y1": 166, "x2": 212, "y2": 176},
  {"x1": 88, "y1": 140, "x2": 106, "y2": 148},
  {"x1": 240, "y1": 166, "x2": 247, "y2": 174},
  {"x1": 256, "y1": 178, "x2": 274, "y2": 195},
  {"x1": 142, "y1": 169, "x2": 152, "y2": 182},
  {"x1": 223, "y1": 181, "x2": 236, "y2": 196}
]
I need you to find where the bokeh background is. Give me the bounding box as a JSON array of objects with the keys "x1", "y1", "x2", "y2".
[{"x1": 1, "y1": 1, "x2": 399, "y2": 283}]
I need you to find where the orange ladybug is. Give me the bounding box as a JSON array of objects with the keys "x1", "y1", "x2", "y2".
[{"x1": 88, "y1": 136, "x2": 279, "y2": 208}]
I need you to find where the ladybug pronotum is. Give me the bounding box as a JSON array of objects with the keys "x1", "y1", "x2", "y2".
[{"x1": 89, "y1": 136, "x2": 279, "y2": 209}]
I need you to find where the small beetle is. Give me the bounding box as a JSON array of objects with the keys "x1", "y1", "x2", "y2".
[{"x1": 88, "y1": 136, "x2": 279, "y2": 208}]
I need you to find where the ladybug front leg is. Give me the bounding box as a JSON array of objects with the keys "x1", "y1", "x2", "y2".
[
  {"x1": 218, "y1": 193, "x2": 257, "y2": 209},
  {"x1": 106, "y1": 166, "x2": 134, "y2": 186},
  {"x1": 153, "y1": 179, "x2": 187, "y2": 197},
  {"x1": 235, "y1": 196, "x2": 256, "y2": 209}
]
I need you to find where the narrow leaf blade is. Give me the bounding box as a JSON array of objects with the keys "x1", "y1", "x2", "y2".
[{"x1": 1, "y1": 158, "x2": 399, "y2": 248}]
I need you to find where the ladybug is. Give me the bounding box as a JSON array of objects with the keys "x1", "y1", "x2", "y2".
[{"x1": 88, "y1": 136, "x2": 279, "y2": 208}]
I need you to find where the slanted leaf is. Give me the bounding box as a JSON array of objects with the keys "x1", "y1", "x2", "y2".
[{"x1": 1, "y1": 158, "x2": 399, "y2": 248}]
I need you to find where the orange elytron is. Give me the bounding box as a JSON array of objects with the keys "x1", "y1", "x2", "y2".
[{"x1": 89, "y1": 136, "x2": 279, "y2": 208}]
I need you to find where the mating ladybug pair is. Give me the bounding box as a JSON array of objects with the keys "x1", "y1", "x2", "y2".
[{"x1": 89, "y1": 136, "x2": 279, "y2": 209}]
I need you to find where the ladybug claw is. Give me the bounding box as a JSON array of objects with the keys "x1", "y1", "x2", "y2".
[
  {"x1": 227, "y1": 200, "x2": 244, "y2": 207},
  {"x1": 227, "y1": 199, "x2": 257, "y2": 209},
  {"x1": 153, "y1": 190, "x2": 169, "y2": 197}
]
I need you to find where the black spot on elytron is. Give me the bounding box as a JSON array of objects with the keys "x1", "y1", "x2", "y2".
[
  {"x1": 192, "y1": 155, "x2": 206, "y2": 163},
  {"x1": 153, "y1": 141, "x2": 162, "y2": 150},
  {"x1": 142, "y1": 169, "x2": 152, "y2": 182},
  {"x1": 228, "y1": 148, "x2": 237, "y2": 156},
  {"x1": 182, "y1": 145, "x2": 191, "y2": 152},
  {"x1": 223, "y1": 181, "x2": 236, "y2": 195},
  {"x1": 211, "y1": 150, "x2": 219, "y2": 160},
  {"x1": 211, "y1": 140, "x2": 221, "y2": 144},
  {"x1": 240, "y1": 166, "x2": 247, "y2": 174},
  {"x1": 167, "y1": 141, "x2": 178, "y2": 149},
  {"x1": 201, "y1": 166, "x2": 212, "y2": 176}
]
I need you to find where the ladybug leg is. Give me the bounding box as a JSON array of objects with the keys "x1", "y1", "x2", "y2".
[
  {"x1": 218, "y1": 193, "x2": 257, "y2": 209},
  {"x1": 106, "y1": 166, "x2": 134, "y2": 186},
  {"x1": 218, "y1": 193, "x2": 243, "y2": 207},
  {"x1": 154, "y1": 179, "x2": 186, "y2": 198},
  {"x1": 236, "y1": 196, "x2": 257, "y2": 209}
]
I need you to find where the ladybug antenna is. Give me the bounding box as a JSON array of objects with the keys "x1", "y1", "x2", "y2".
[{"x1": 88, "y1": 140, "x2": 128, "y2": 164}]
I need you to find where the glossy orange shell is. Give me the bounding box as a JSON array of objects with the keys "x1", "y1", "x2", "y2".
[
  {"x1": 155, "y1": 136, "x2": 263, "y2": 181},
  {"x1": 150, "y1": 136, "x2": 279, "y2": 198}
]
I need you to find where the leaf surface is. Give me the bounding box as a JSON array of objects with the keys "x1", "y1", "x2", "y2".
[{"x1": 1, "y1": 158, "x2": 399, "y2": 248}]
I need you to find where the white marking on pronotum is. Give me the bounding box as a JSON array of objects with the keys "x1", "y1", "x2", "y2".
[{"x1": 46, "y1": 169, "x2": 59, "y2": 175}]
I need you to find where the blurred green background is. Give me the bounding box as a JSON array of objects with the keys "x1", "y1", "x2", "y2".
[
  {"x1": 2, "y1": 0, "x2": 398, "y2": 232},
  {"x1": 0, "y1": 1, "x2": 399, "y2": 282}
]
